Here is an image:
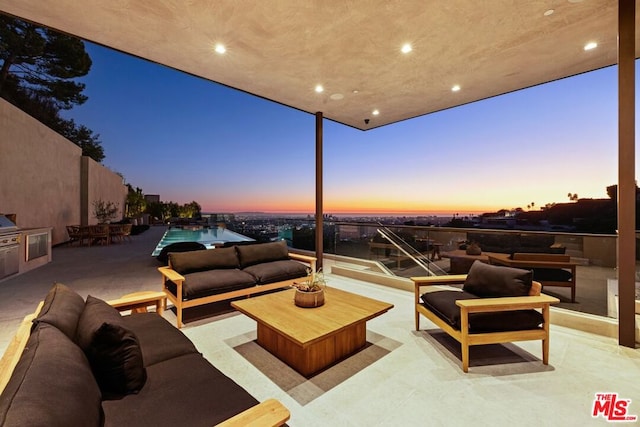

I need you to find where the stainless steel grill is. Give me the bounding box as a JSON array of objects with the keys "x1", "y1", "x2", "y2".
[{"x1": 0, "y1": 214, "x2": 20, "y2": 280}]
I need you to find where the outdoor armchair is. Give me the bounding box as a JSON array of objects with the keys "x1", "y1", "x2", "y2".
[{"x1": 412, "y1": 261, "x2": 559, "y2": 372}]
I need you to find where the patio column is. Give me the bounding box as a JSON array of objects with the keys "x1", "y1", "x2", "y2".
[
  {"x1": 315, "y1": 111, "x2": 323, "y2": 270},
  {"x1": 617, "y1": 0, "x2": 636, "y2": 347}
]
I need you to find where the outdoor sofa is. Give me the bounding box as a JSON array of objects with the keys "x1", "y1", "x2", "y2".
[
  {"x1": 412, "y1": 261, "x2": 559, "y2": 372},
  {"x1": 465, "y1": 232, "x2": 566, "y2": 255},
  {"x1": 0, "y1": 283, "x2": 289, "y2": 426},
  {"x1": 159, "y1": 240, "x2": 316, "y2": 327}
]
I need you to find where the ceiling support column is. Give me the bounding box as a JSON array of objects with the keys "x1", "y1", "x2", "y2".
[
  {"x1": 315, "y1": 112, "x2": 323, "y2": 270},
  {"x1": 617, "y1": 0, "x2": 636, "y2": 347}
]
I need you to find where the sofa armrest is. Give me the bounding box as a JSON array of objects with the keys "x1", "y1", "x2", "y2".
[
  {"x1": 108, "y1": 291, "x2": 166, "y2": 315},
  {"x1": 288, "y1": 253, "x2": 317, "y2": 272},
  {"x1": 0, "y1": 302, "x2": 44, "y2": 395},
  {"x1": 411, "y1": 275, "x2": 468, "y2": 313},
  {"x1": 158, "y1": 266, "x2": 185, "y2": 283},
  {"x1": 456, "y1": 294, "x2": 560, "y2": 313},
  {"x1": 214, "y1": 398, "x2": 290, "y2": 427}
]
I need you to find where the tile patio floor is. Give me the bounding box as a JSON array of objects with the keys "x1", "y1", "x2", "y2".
[{"x1": 1, "y1": 226, "x2": 639, "y2": 426}]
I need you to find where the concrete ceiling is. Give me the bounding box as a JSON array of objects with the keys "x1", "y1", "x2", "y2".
[{"x1": 0, "y1": 0, "x2": 636, "y2": 130}]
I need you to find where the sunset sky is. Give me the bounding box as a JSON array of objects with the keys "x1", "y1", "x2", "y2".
[{"x1": 63, "y1": 42, "x2": 630, "y2": 216}]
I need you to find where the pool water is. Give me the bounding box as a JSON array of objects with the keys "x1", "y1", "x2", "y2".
[{"x1": 151, "y1": 226, "x2": 254, "y2": 257}]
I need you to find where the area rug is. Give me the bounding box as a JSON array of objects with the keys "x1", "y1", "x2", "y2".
[{"x1": 228, "y1": 330, "x2": 402, "y2": 405}]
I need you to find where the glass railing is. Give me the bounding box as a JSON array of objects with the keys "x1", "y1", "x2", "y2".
[{"x1": 326, "y1": 222, "x2": 623, "y2": 320}]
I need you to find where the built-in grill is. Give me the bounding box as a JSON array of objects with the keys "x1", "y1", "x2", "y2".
[{"x1": 0, "y1": 214, "x2": 20, "y2": 280}]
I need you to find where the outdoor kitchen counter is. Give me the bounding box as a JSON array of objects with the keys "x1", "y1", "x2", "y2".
[{"x1": 18, "y1": 227, "x2": 52, "y2": 277}]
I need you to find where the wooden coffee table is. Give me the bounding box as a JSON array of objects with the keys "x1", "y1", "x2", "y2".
[{"x1": 231, "y1": 287, "x2": 393, "y2": 376}]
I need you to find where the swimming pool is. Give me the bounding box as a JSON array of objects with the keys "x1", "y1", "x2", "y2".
[{"x1": 151, "y1": 226, "x2": 255, "y2": 257}]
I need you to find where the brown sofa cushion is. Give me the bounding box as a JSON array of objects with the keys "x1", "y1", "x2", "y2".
[
  {"x1": 463, "y1": 261, "x2": 532, "y2": 297},
  {"x1": 76, "y1": 296, "x2": 147, "y2": 399},
  {"x1": 34, "y1": 282, "x2": 86, "y2": 340},
  {"x1": 0, "y1": 323, "x2": 103, "y2": 427},
  {"x1": 102, "y1": 353, "x2": 260, "y2": 427},
  {"x1": 421, "y1": 290, "x2": 543, "y2": 332},
  {"x1": 169, "y1": 247, "x2": 239, "y2": 274},
  {"x1": 243, "y1": 259, "x2": 309, "y2": 284},
  {"x1": 236, "y1": 240, "x2": 289, "y2": 268},
  {"x1": 179, "y1": 269, "x2": 257, "y2": 300},
  {"x1": 122, "y1": 313, "x2": 199, "y2": 367}
]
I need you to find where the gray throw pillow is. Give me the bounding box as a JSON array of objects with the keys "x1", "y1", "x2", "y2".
[
  {"x1": 76, "y1": 295, "x2": 146, "y2": 398},
  {"x1": 463, "y1": 261, "x2": 532, "y2": 297}
]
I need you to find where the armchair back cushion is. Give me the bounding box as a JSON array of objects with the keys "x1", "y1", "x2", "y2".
[
  {"x1": 236, "y1": 240, "x2": 289, "y2": 268},
  {"x1": 463, "y1": 261, "x2": 532, "y2": 297},
  {"x1": 169, "y1": 247, "x2": 239, "y2": 274}
]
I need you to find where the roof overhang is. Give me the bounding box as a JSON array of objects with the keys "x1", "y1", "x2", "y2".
[{"x1": 0, "y1": 0, "x2": 637, "y2": 130}]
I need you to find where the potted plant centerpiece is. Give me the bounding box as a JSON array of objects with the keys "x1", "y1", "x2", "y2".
[{"x1": 292, "y1": 268, "x2": 326, "y2": 308}]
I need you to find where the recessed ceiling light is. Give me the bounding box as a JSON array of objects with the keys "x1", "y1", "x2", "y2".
[
  {"x1": 372, "y1": 109, "x2": 380, "y2": 116},
  {"x1": 401, "y1": 43, "x2": 412, "y2": 54},
  {"x1": 315, "y1": 84, "x2": 324, "y2": 93},
  {"x1": 451, "y1": 85, "x2": 461, "y2": 92},
  {"x1": 584, "y1": 41, "x2": 598, "y2": 51},
  {"x1": 544, "y1": 9, "x2": 554, "y2": 16},
  {"x1": 330, "y1": 93, "x2": 344, "y2": 100},
  {"x1": 214, "y1": 43, "x2": 226, "y2": 54},
  {"x1": 352, "y1": 90, "x2": 359, "y2": 94}
]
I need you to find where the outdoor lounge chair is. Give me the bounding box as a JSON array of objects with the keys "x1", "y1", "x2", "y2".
[{"x1": 412, "y1": 261, "x2": 559, "y2": 372}]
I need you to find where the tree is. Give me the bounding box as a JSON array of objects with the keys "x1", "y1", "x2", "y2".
[
  {"x1": 58, "y1": 119, "x2": 105, "y2": 162},
  {"x1": 0, "y1": 15, "x2": 91, "y2": 108},
  {"x1": 125, "y1": 185, "x2": 147, "y2": 218},
  {"x1": 179, "y1": 201, "x2": 202, "y2": 218},
  {"x1": 0, "y1": 15, "x2": 106, "y2": 162}
]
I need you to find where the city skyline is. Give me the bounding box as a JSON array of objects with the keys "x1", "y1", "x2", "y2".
[{"x1": 62, "y1": 42, "x2": 632, "y2": 215}]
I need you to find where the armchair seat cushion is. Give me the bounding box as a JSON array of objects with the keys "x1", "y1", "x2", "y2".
[
  {"x1": 243, "y1": 259, "x2": 309, "y2": 284},
  {"x1": 421, "y1": 290, "x2": 544, "y2": 333},
  {"x1": 531, "y1": 268, "x2": 573, "y2": 282}
]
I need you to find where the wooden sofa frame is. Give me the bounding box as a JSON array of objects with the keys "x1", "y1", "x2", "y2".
[
  {"x1": 488, "y1": 253, "x2": 577, "y2": 302},
  {"x1": 411, "y1": 275, "x2": 559, "y2": 372},
  {"x1": 159, "y1": 252, "x2": 317, "y2": 328},
  {"x1": 0, "y1": 291, "x2": 290, "y2": 427}
]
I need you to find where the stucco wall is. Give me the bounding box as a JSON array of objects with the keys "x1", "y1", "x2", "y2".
[
  {"x1": 0, "y1": 99, "x2": 126, "y2": 245},
  {"x1": 82, "y1": 156, "x2": 126, "y2": 225}
]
